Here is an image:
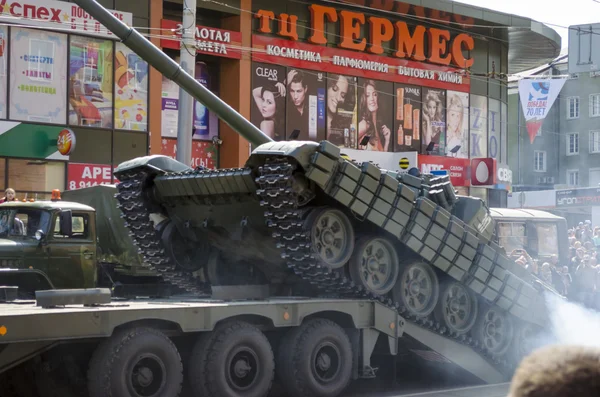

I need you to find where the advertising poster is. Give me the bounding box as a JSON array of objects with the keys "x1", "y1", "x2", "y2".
[
  {"x1": 68, "y1": 35, "x2": 114, "y2": 128},
  {"x1": 193, "y1": 62, "x2": 210, "y2": 139},
  {"x1": 285, "y1": 68, "x2": 326, "y2": 141},
  {"x1": 161, "y1": 138, "x2": 217, "y2": 169},
  {"x1": 518, "y1": 78, "x2": 566, "y2": 143},
  {"x1": 445, "y1": 90, "x2": 469, "y2": 158},
  {"x1": 67, "y1": 163, "x2": 113, "y2": 190},
  {"x1": 114, "y1": 42, "x2": 148, "y2": 131},
  {"x1": 0, "y1": 26, "x2": 7, "y2": 119},
  {"x1": 469, "y1": 95, "x2": 487, "y2": 158},
  {"x1": 356, "y1": 78, "x2": 393, "y2": 152},
  {"x1": 326, "y1": 73, "x2": 358, "y2": 148},
  {"x1": 9, "y1": 27, "x2": 67, "y2": 124},
  {"x1": 393, "y1": 83, "x2": 421, "y2": 152},
  {"x1": 251, "y1": 62, "x2": 286, "y2": 141},
  {"x1": 421, "y1": 88, "x2": 446, "y2": 155},
  {"x1": 161, "y1": 75, "x2": 179, "y2": 138},
  {"x1": 488, "y1": 98, "x2": 501, "y2": 159}
]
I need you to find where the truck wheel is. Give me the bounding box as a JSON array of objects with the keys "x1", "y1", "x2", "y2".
[
  {"x1": 87, "y1": 327, "x2": 183, "y2": 397},
  {"x1": 277, "y1": 318, "x2": 353, "y2": 397},
  {"x1": 188, "y1": 320, "x2": 275, "y2": 397}
]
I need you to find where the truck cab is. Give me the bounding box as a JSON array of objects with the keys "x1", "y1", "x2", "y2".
[{"x1": 0, "y1": 193, "x2": 97, "y2": 289}]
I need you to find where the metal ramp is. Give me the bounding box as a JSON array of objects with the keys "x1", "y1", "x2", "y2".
[{"x1": 395, "y1": 383, "x2": 510, "y2": 397}]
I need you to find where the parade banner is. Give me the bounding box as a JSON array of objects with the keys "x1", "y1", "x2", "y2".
[{"x1": 518, "y1": 78, "x2": 566, "y2": 143}]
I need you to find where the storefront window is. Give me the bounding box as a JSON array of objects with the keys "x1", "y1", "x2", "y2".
[
  {"x1": 67, "y1": 127, "x2": 112, "y2": 165},
  {"x1": 114, "y1": 42, "x2": 148, "y2": 132},
  {"x1": 68, "y1": 35, "x2": 114, "y2": 128},
  {"x1": 7, "y1": 159, "x2": 65, "y2": 194},
  {"x1": 469, "y1": 95, "x2": 487, "y2": 158},
  {"x1": 113, "y1": 131, "x2": 147, "y2": 166},
  {"x1": 9, "y1": 27, "x2": 68, "y2": 124},
  {"x1": 0, "y1": 26, "x2": 8, "y2": 119}
]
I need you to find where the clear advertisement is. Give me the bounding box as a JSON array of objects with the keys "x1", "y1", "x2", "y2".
[
  {"x1": 114, "y1": 42, "x2": 148, "y2": 131},
  {"x1": 9, "y1": 27, "x2": 67, "y2": 124},
  {"x1": 357, "y1": 78, "x2": 393, "y2": 152},
  {"x1": 251, "y1": 62, "x2": 286, "y2": 141},
  {"x1": 285, "y1": 68, "x2": 326, "y2": 141},
  {"x1": 393, "y1": 83, "x2": 421, "y2": 152},
  {"x1": 0, "y1": 26, "x2": 7, "y2": 119},
  {"x1": 326, "y1": 73, "x2": 358, "y2": 148},
  {"x1": 161, "y1": 75, "x2": 179, "y2": 138},
  {"x1": 67, "y1": 162, "x2": 112, "y2": 190},
  {"x1": 193, "y1": 62, "x2": 210, "y2": 139},
  {"x1": 469, "y1": 94, "x2": 487, "y2": 158},
  {"x1": 161, "y1": 138, "x2": 217, "y2": 169},
  {"x1": 421, "y1": 88, "x2": 446, "y2": 155},
  {"x1": 445, "y1": 90, "x2": 469, "y2": 158},
  {"x1": 68, "y1": 35, "x2": 114, "y2": 128},
  {"x1": 488, "y1": 98, "x2": 501, "y2": 160}
]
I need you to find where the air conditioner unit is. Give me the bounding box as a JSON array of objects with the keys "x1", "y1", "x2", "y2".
[
  {"x1": 546, "y1": 176, "x2": 555, "y2": 183},
  {"x1": 536, "y1": 176, "x2": 544, "y2": 184}
]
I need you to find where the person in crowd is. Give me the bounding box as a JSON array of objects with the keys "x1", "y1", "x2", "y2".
[
  {"x1": 0, "y1": 188, "x2": 16, "y2": 204},
  {"x1": 506, "y1": 344, "x2": 600, "y2": 397},
  {"x1": 548, "y1": 255, "x2": 567, "y2": 295},
  {"x1": 539, "y1": 262, "x2": 553, "y2": 285},
  {"x1": 574, "y1": 255, "x2": 598, "y2": 308}
]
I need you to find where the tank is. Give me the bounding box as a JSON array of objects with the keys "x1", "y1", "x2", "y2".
[{"x1": 73, "y1": 0, "x2": 564, "y2": 375}]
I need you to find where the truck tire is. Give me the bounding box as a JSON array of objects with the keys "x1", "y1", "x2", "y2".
[
  {"x1": 276, "y1": 318, "x2": 353, "y2": 397},
  {"x1": 87, "y1": 327, "x2": 183, "y2": 397},
  {"x1": 188, "y1": 320, "x2": 275, "y2": 397}
]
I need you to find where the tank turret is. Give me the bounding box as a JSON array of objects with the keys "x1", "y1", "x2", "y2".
[{"x1": 74, "y1": 0, "x2": 564, "y2": 373}]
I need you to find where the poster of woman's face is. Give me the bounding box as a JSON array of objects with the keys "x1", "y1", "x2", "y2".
[
  {"x1": 445, "y1": 90, "x2": 469, "y2": 158},
  {"x1": 393, "y1": 83, "x2": 421, "y2": 152},
  {"x1": 326, "y1": 73, "x2": 357, "y2": 148},
  {"x1": 357, "y1": 78, "x2": 394, "y2": 152},
  {"x1": 421, "y1": 88, "x2": 446, "y2": 155},
  {"x1": 285, "y1": 68, "x2": 326, "y2": 141},
  {"x1": 251, "y1": 62, "x2": 286, "y2": 141}
]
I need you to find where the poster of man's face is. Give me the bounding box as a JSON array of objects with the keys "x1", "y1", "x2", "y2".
[
  {"x1": 285, "y1": 69, "x2": 326, "y2": 141},
  {"x1": 356, "y1": 78, "x2": 394, "y2": 152},
  {"x1": 326, "y1": 73, "x2": 358, "y2": 148},
  {"x1": 393, "y1": 83, "x2": 421, "y2": 152},
  {"x1": 250, "y1": 62, "x2": 286, "y2": 141},
  {"x1": 421, "y1": 88, "x2": 446, "y2": 155}
]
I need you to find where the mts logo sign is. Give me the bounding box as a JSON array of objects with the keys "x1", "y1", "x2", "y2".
[{"x1": 421, "y1": 164, "x2": 444, "y2": 173}]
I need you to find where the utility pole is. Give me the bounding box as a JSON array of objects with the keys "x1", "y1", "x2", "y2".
[{"x1": 176, "y1": 0, "x2": 197, "y2": 165}]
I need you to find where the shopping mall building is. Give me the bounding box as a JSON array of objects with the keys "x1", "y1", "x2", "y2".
[{"x1": 0, "y1": 0, "x2": 560, "y2": 206}]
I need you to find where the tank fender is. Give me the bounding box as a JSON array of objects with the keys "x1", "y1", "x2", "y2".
[
  {"x1": 248, "y1": 141, "x2": 321, "y2": 170},
  {"x1": 114, "y1": 155, "x2": 192, "y2": 179}
]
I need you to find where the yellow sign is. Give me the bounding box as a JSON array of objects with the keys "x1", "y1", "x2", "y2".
[
  {"x1": 57, "y1": 128, "x2": 76, "y2": 156},
  {"x1": 399, "y1": 157, "x2": 409, "y2": 169}
]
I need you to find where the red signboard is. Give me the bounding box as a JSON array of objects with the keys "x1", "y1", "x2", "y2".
[
  {"x1": 161, "y1": 19, "x2": 242, "y2": 60},
  {"x1": 470, "y1": 158, "x2": 512, "y2": 189},
  {"x1": 161, "y1": 139, "x2": 217, "y2": 169},
  {"x1": 252, "y1": 35, "x2": 470, "y2": 92},
  {"x1": 418, "y1": 155, "x2": 470, "y2": 186},
  {"x1": 68, "y1": 163, "x2": 114, "y2": 190}
]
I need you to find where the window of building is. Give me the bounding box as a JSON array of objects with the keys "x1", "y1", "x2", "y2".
[
  {"x1": 590, "y1": 94, "x2": 600, "y2": 117},
  {"x1": 590, "y1": 131, "x2": 600, "y2": 153},
  {"x1": 567, "y1": 133, "x2": 579, "y2": 155},
  {"x1": 9, "y1": 27, "x2": 68, "y2": 124},
  {"x1": 68, "y1": 35, "x2": 114, "y2": 129},
  {"x1": 567, "y1": 96, "x2": 580, "y2": 119},
  {"x1": 567, "y1": 169, "x2": 579, "y2": 186},
  {"x1": 534, "y1": 151, "x2": 546, "y2": 172},
  {"x1": 7, "y1": 159, "x2": 66, "y2": 198}
]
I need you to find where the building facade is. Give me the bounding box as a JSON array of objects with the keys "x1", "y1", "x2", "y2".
[{"x1": 0, "y1": 0, "x2": 561, "y2": 207}]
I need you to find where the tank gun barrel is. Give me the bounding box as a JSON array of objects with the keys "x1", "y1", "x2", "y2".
[{"x1": 71, "y1": 0, "x2": 273, "y2": 147}]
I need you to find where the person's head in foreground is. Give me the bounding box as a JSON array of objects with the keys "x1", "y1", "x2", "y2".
[{"x1": 508, "y1": 344, "x2": 600, "y2": 397}]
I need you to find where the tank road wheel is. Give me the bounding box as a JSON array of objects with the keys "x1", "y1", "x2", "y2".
[
  {"x1": 277, "y1": 318, "x2": 353, "y2": 397},
  {"x1": 349, "y1": 235, "x2": 400, "y2": 296},
  {"x1": 393, "y1": 261, "x2": 439, "y2": 318},
  {"x1": 510, "y1": 323, "x2": 540, "y2": 365},
  {"x1": 161, "y1": 221, "x2": 208, "y2": 272},
  {"x1": 474, "y1": 305, "x2": 515, "y2": 357},
  {"x1": 306, "y1": 208, "x2": 355, "y2": 269},
  {"x1": 434, "y1": 281, "x2": 478, "y2": 335},
  {"x1": 188, "y1": 321, "x2": 275, "y2": 397},
  {"x1": 87, "y1": 327, "x2": 183, "y2": 397}
]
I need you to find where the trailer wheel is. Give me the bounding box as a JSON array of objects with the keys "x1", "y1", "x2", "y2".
[
  {"x1": 189, "y1": 320, "x2": 275, "y2": 397},
  {"x1": 87, "y1": 327, "x2": 183, "y2": 397},
  {"x1": 277, "y1": 318, "x2": 353, "y2": 397}
]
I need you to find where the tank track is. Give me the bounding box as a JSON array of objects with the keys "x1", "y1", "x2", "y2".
[
  {"x1": 114, "y1": 170, "x2": 211, "y2": 296},
  {"x1": 255, "y1": 156, "x2": 515, "y2": 377}
]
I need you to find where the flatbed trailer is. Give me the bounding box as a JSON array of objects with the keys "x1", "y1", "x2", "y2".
[{"x1": 0, "y1": 287, "x2": 507, "y2": 397}]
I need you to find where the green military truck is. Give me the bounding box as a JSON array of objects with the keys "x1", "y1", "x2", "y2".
[{"x1": 0, "y1": 185, "x2": 166, "y2": 296}]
